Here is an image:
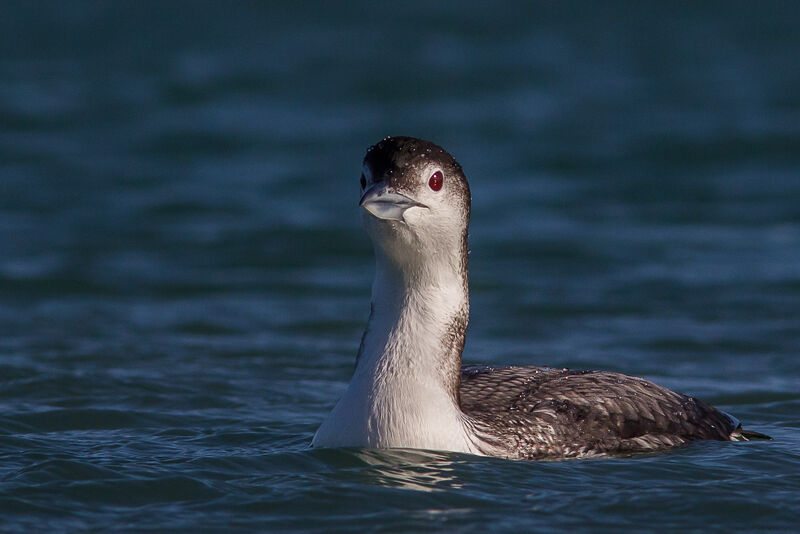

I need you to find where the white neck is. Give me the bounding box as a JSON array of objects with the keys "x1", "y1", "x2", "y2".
[{"x1": 312, "y1": 241, "x2": 476, "y2": 452}]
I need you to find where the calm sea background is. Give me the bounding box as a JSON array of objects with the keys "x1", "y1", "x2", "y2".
[{"x1": 1, "y1": 2, "x2": 799, "y2": 532}]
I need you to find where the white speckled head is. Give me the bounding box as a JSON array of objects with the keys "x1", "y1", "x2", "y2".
[{"x1": 359, "y1": 136, "x2": 471, "y2": 273}]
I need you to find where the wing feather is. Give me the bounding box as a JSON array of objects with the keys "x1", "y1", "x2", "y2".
[{"x1": 459, "y1": 365, "x2": 738, "y2": 459}]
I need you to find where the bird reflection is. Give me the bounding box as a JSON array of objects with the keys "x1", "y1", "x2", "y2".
[{"x1": 346, "y1": 448, "x2": 465, "y2": 492}]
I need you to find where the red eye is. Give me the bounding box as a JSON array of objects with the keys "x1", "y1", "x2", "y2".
[{"x1": 429, "y1": 171, "x2": 443, "y2": 191}]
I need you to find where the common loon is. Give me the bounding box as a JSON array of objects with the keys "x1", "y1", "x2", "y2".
[{"x1": 312, "y1": 136, "x2": 770, "y2": 460}]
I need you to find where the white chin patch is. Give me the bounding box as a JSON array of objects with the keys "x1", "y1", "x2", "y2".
[
  {"x1": 363, "y1": 202, "x2": 408, "y2": 221},
  {"x1": 361, "y1": 192, "x2": 424, "y2": 221}
]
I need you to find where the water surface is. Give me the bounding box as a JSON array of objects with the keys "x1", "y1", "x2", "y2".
[{"x1": 1, "y1": 2, "x2": 798, "y2": 532}]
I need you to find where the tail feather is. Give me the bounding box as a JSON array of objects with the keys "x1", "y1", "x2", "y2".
[
  {"x1": 739, "y1": 428, "x2": 772, "y2": 441},
  {"x1": 731, "y1": 425, "x2": 772, "y2": 441}
]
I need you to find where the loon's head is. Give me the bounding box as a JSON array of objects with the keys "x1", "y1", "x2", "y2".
[{"x1": 359, "y1": 136, "x2": 471, "y2": 268}]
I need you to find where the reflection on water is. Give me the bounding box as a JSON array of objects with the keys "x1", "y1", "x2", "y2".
[{"x1": 325, "y1": 448, "x2": 466, "y2": 492}]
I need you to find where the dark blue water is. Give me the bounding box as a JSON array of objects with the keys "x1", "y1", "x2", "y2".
[{"x1": 1, "y1": 2, "x2": 798, "y2": 532}]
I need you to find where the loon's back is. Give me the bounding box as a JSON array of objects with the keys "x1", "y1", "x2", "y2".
[{"x1": 459, "y1": 365, "x2": 767, "y2": 460}]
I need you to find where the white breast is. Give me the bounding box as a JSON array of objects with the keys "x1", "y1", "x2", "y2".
[
  {"x1": 312, "y1": 266, "x2": 478, "y2": 454},
  {"x1": 311, "y1": 369, "x2": 476, "y2": 452}
]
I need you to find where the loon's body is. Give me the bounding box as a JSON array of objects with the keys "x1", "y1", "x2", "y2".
[{"x1": 312, "y1": 136, "x2": 769, "y2": 460}]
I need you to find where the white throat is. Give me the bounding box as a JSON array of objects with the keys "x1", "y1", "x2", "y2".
[{"x1": 312, "y1": 232, "x2": 476, "y2": 453}]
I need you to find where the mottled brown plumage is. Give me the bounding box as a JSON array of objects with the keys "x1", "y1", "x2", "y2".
[{"x1": 460, "y1": 365, "x2": 756, "y2": 459}]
